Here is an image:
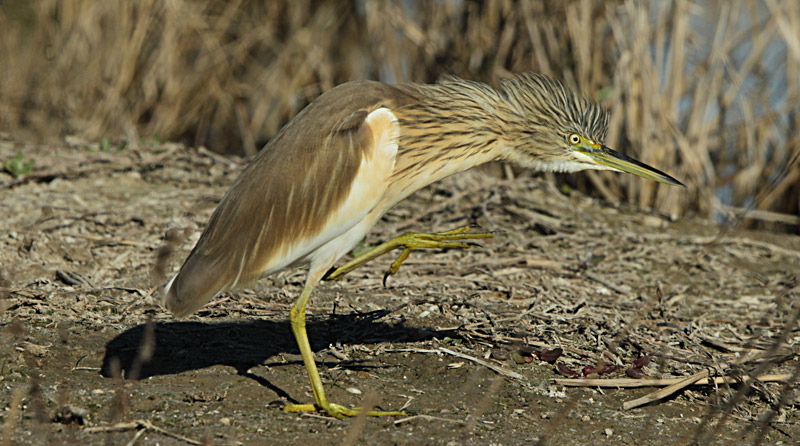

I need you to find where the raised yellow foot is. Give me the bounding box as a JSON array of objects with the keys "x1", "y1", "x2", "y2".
[{"x1": 324, "y1": 225, "x2": 494, "y2": 285}]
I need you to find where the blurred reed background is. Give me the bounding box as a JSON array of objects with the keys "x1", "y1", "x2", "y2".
[{"x1": 0, "y1": 0, "x2": 798, "y2": 230}]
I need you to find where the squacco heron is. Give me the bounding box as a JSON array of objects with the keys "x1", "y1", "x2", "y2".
[{"x1": 163, "y1": 73, "x2": 683, "y2": 419}]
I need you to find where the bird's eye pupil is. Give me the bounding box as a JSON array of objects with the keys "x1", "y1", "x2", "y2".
[{"x1": 569, "y1": 134, "x2": 580, "y2": 145}]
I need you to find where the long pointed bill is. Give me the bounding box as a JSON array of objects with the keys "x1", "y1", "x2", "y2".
[{"x1": 585, "y1": 146, "x2": 685, "y2": 187}]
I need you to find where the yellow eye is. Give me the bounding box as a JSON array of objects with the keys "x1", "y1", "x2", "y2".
[{"x1": 568, "y1": 133, "x2": 581, "y2": 146}]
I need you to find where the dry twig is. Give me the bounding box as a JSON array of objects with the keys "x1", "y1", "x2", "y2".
[
  {"x1": 393, "y1": 415, "x2": 466, "y2": 426},
  {"x1": 84, "y1": 419, "x2": 207, "y2": 446},
  {"x1": 438, "y1": 347, "x2": 523, "y2": 379},
  {"x1": 556, "y1": 373, "x2": 792, "y2": 388},
  {"x1": 622, "y1": 369, "x2": 710, "y2": 410}
]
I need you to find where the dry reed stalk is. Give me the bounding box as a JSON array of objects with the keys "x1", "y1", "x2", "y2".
[{"x1": 0, "y1": 0, "x2": 798, "y2": 224}]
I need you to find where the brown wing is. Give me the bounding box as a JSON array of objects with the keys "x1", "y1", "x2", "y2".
[{"x1": 163, "y1": 81, "x2": 415, "y2": 317}]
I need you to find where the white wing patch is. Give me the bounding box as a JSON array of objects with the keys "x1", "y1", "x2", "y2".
[
  {"x1": 305, "y1": 108, "x2": 400, "y2": 271},
  {"x1": 260, "y1": 107, "x2": 400, "y2": 275}
]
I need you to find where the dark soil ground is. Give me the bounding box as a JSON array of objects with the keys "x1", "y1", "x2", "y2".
[{"x1": 1, "y1": 139, "x2": 799, "y2": 445}]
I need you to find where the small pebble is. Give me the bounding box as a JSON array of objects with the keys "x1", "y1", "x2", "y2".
[
  {"x1": 346, "y1": 387, "x2": 362, "y2": 395},
  {"x1": 220, "y1": 417, "x2": 231, "y2": 426}
]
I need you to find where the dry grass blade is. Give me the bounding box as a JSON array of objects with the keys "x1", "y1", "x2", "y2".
[
  {"x1": 1, "y1": 387, "x2": 25, "y2": 446},
  {"x1": 341, "y1": 391, "x2": 379, "y2": 446}
]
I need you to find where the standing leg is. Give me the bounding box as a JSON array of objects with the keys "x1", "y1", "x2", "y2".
[{"x1": 282, "y1": 271, "x2": 406, "y2": 419}]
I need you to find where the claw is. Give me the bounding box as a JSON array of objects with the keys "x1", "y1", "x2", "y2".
[
  {"x1": 382, "y1": 270, "x2": 391, "y2": 288},
  {"x1": 321, "y1": 265, "x2": 338, "y2": 281}
]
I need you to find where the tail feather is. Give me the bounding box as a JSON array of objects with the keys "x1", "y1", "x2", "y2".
[{"x1": 162, "y1": 252, "x2": 231, "y2": 318}]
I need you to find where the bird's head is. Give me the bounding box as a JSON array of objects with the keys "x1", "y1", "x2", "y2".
[{"x1": 500, "y1": 73, "x2": 684, "y2": 187}]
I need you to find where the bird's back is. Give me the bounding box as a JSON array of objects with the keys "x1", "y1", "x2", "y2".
[{"x1": 163, "y1": 81, "x2": 417, "y2": 317}]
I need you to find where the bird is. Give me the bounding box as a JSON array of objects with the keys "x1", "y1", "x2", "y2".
[{"x1": 162, "y1": 73, "x2": 684, "y2": 419}]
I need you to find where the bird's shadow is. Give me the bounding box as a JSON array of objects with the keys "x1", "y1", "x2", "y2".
[{"x1": 100, "y1": 309, "x2": 452, "y2": 383}]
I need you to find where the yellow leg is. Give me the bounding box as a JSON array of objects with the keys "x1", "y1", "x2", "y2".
[
  {"x1": 283, "y1": 280, "x2": 406, "y2": 419},
  {"x1": 324, "y1": 225, "x2": 494, "y2": 284}
]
